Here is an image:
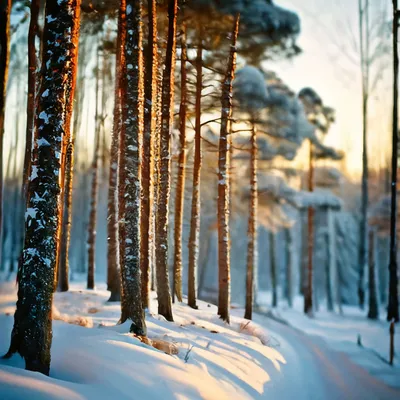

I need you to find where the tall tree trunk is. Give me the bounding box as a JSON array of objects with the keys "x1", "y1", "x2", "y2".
[
  {"x1": 154, "y1": 0, "x2": 178, "y2": 322},
  {"x1": 87, "y1": 42, "x2": 101, "y2": 290},
  {"x1": 326, "y1": 208, "x2": 335, "y2": 311},
  {"x1": 300, "y1": 211, "x2": 307, "y2": 295},
  {"x1": 217, "y1": 15, "x2": 239, "y2": 323},
  {"x1": 285, "y1": 227, "x2": 294, "y2": 308},
  {"x1": 244, "y1": 123, "x2": 258, "y2": 320},
  {"x1": 118, "y1": 0, "x2": 147, "y2": 336},
  {"x1": 187, "y1": 33, "x2": 203, "y2": 310},
  {"x1": 107, "y1": 4, "x2": 124, "y2": 303},
  {"x1": 172, "y1": 22, "x2": 187, "y2": 303},
  {"x1": 140, "y1": 0, "x2": 158, "y2": 309},
  {"x1": 304, "y1": 140, "x2": 314, "y2": 315},
  {"x1": 388, "y1": 0, "x2": 399, "y2": 322},
  {"x1": 0, "y1": 0, "x2": 11, "y2": 272},
  {"x1": 4, "y1": 0, "x2": 81, "y2": 375},
  {"x1": 367, "y1": 229, "x2": 379, "y2": 319},
  {"x1": 270, "y1": 230, "x2": 278, "y2": 308}
]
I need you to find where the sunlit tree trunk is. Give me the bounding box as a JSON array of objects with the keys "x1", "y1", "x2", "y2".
[
  {"x1": 217, "y1": 15, "x2": 239, "y2": 323},
  {"x1": 87, "y1": 42, "x2": 101, "y2": 290},
  {"x1": 187, "y1": 32, "x2": 203, "y2": 310},
  {"x1": 140, "y1": 0, "x2": 158, "y2": 309},
  {"x1": 244, "y1": 123, "x2": 258, "y2": 320},
  {"x1": 173, "y1": 22, "x2": 187, "y2": 303},
  {"x1": 0, "y1": 0, "x2": 11, "y2": 270},
  {"x1": 304, "y1": 140, "x2": 314, "y2": 315},
  {"x1": 118, "y1": 0, "x2": 147, "y2": 336},
  {"x1": 4, "y1": 0, "x2": 81, "y2": 375},
  {"x1": 154, "y1": 0, "x2": 178, "y2": 322}
]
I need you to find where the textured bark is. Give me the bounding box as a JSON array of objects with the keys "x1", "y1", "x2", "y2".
[
  {"x1": 140, "y1": 0, "x2": 158, "y2": 309},
  {"x1": 172, "y1": 22, "x2": 187, "y2": 303},
  {"x1": 367, "y1": 229, "x2": 379, "y2": 319},
  {"x1": 217, "y1": 15, "x2": 239, "y2": 323},
  {"x1": 118, "y1": 0, "x2": 147, "y2": 336},
  {"x1": 187, "y1": 35, "x2": 203, "y2": 310},
  {"x1": 388, "y1": 0, "x2": 399, "y2": 322},
  {"x1": 0, "y1": 0, "x2": 11, "y2": 271},
  {"x1": 154, "y1": 0, "x2": 178, "y2": 322},
  {"x1": 87, "y1": 44, "x2": 101, "y2": 290},
  {"x1": 107, "y1": 7, "x2": 124, "y2": 303},
  {"x1": 285, "y1": 227, "x2": 294, "y2": 308},
  {"x1": 270, "y1": 231, "x2": 278, "y2": 308},
  {"x1": 244, "y1": 124, "x2": 258, "y2": 320},
  {"x1": 4, "y1": 0, "x2": 81, "y2": 375},
  {"x1": 304, "y1": 141, "x2": 314, "y2": 315}
]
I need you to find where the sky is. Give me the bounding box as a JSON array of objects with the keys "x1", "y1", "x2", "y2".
[{"x1": 273, "y1": 0, "x2": 393, "y2": 177}]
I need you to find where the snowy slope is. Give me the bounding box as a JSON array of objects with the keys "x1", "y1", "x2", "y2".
[{"x1": 0, "y1": 282, "x2": 399, "y2": 400}]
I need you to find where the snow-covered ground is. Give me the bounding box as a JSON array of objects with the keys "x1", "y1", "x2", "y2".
[
  {"x1": 0, "y1": 281, "x2": 399, "y2": 399},
  {"x1": 258, "y1": 292, "x2": 400, "y2": 389}
]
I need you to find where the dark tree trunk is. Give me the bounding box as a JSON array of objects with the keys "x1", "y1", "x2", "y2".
[
  {"x1": 367, "y1": 229, "x2": 379, "y2": 319},
  {"x1": 140, "y1": 0, "x2": 158, "y2": 309},
  {"x1": 4, "y1": 0, "x2": 81, "y2": 375},
  {"x1": 388, "y1": 0, "x2": 399, "y2": 323},
  {"x1": 0, "y1": 0, "x2": 11, "y2": 271},
  {"x1": 217, "y1": 15, "x2": 239, "y2": 323},
  {"x1": 154, "y1": 0, "x2": 178, "y2": 322},
  {"x1": 270, "y1": 231, "x2": 278, "y2": 308},
  {"x1": 244, "y1": 123, "x2": 258, "y2": 320},
  {"x1": 107, "y1": 2, "x2": 124, "y2": 303},
  {"x1": 285, "y1": 227, "x2": 294, "y2": 308},
  {"x1": 118, "y1": 0, "x2": 147, "y2": 336},
  {"x1": 304, "y1": 141, "x2": 314, "y2": 315},
  {"x1": 87, "y1": 43, "x2": 101, "y2": 290},
  {"x1": 187, "y1": 33, "x2": 203, "y2": 310},
  {"x1": 173, "y1": 22, "x2": 187, "y2": 303}
]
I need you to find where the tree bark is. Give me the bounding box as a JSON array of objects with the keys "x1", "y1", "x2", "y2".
[
  {"x1": 244, "y1": 123, "x2": 258, "y2": 320},
  {"x1": 367, "y1": 229, "x2": 379, "y2": 319},
  {"x1": 172, "y1": 22, "x2": 187, "y2": 303},
  {"x1": 87, "y1": 42, "x2": 101, "y2": 290},
  {"x1": 187, "y1": 32, "x2": 203, "y2": 310},
  {"x1": 4, "y1": 0, "x2": 81, "y2": 375},
  {"x1": 304, "y1": 140, "x2": 314, "y2": 315},
  {"x1": 140, "y1": 0, "x2": 158, "y2": 309},
  {"x1": 118, "y1": 0, "x2": 147, "y2": 336},
  {"x1": 217, "y1": 15, "x2": 239, "y2": 323},
  {"x1": 154, "y1": 0, "x2": 178, "y2": 322},
  {"x1": 0, "y1": 0, "x2": 11, "y2": 272}
]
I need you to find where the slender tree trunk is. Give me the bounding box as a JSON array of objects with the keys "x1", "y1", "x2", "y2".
[
  {"x1": 107, "y1": 6, "x2": 124, "y2": 303},
  {"x1": 326, "y1": 208, "x2": 335, "y2": 311},
  {"x1": 4, "y1": 0, "x2": 81, "y2": 375},
  {"x1": 118, "y1": 0, "x2": 147, "y2": 335},
  {"x1": 367, "y1": 229, "x2": 379, "y2": 319},
  {"x1": 388, "y1": 0, "x2": 399, "y2": 322},
  {"x1": 173, "y1": 22, "x2": 187, "y2": 303},
  {"x1": 140, "y1": 0, "x2": 158, "y2": 309},
  {"x1": 217, "y1": 15, "x2": 239, "y2": 323},
  {"x1": 0, "y1": 0, "x2": 11, "y2": 271},
  {"x1": 187, "y1": 33, "x2": 203, "y2": 310},
  {"x1": 304, "y1": 140, "x2": 314, "y2": 315},
  {"x1": 300, "y1": 211, "x2": 307, "y2": 295},
  {"x1": 270, "y1": 231, "x2": 278, "y2": 308},
  {"x1": 285, "y1": 227, "x2": 294, "y2": 308},
  {"x1": 154, "y1": 0, "x2": 178, "y2": 322},
  {"x1": 244, "y1": 123, "x2": 258, "y2": 320},
  {"x1": 87, "y1": 43, "x2": 101, "y2": 290}
]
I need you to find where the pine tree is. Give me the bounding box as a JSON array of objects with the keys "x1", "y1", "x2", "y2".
[
  {"x1": 244, "y1": 123, "x2": 258, "y2": 320},
  {"x1": 173, "y1": 21, "x2": 187, "y2": 303},
  {"x1": 187, "y1": 30, "x2": 203, "y2": 310},
  {"x1": 118, "y1": 0, "x2": 147, "y2": 336},
  {"x1": 217, "y1": 15, "x2": 239, "y2": 323},
  {"x1": 140, "y1": 0, "x2": 158, "y2": 309},
  {"x1": 0, "y1": 0, "x2": 11, "y2": 272},
  {"x1": 154, "y1": 0, "x2": 178, "y2": 322},
  {"x1": 4, "y1": 0, "x2": 81, "y2": 375}
]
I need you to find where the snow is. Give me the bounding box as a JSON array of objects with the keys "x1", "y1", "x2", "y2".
[{"x1": 0, "y1": 281, "x2": 399, "y2": 400}]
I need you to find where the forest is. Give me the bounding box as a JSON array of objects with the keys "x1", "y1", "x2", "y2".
[{"x1": 0, "y1": 0, "x2": 399, "y2": 399}]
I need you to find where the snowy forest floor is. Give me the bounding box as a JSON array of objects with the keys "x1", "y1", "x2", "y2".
[{"x1": 0, "y1": 280, "x2": 399, "y2": 400}]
